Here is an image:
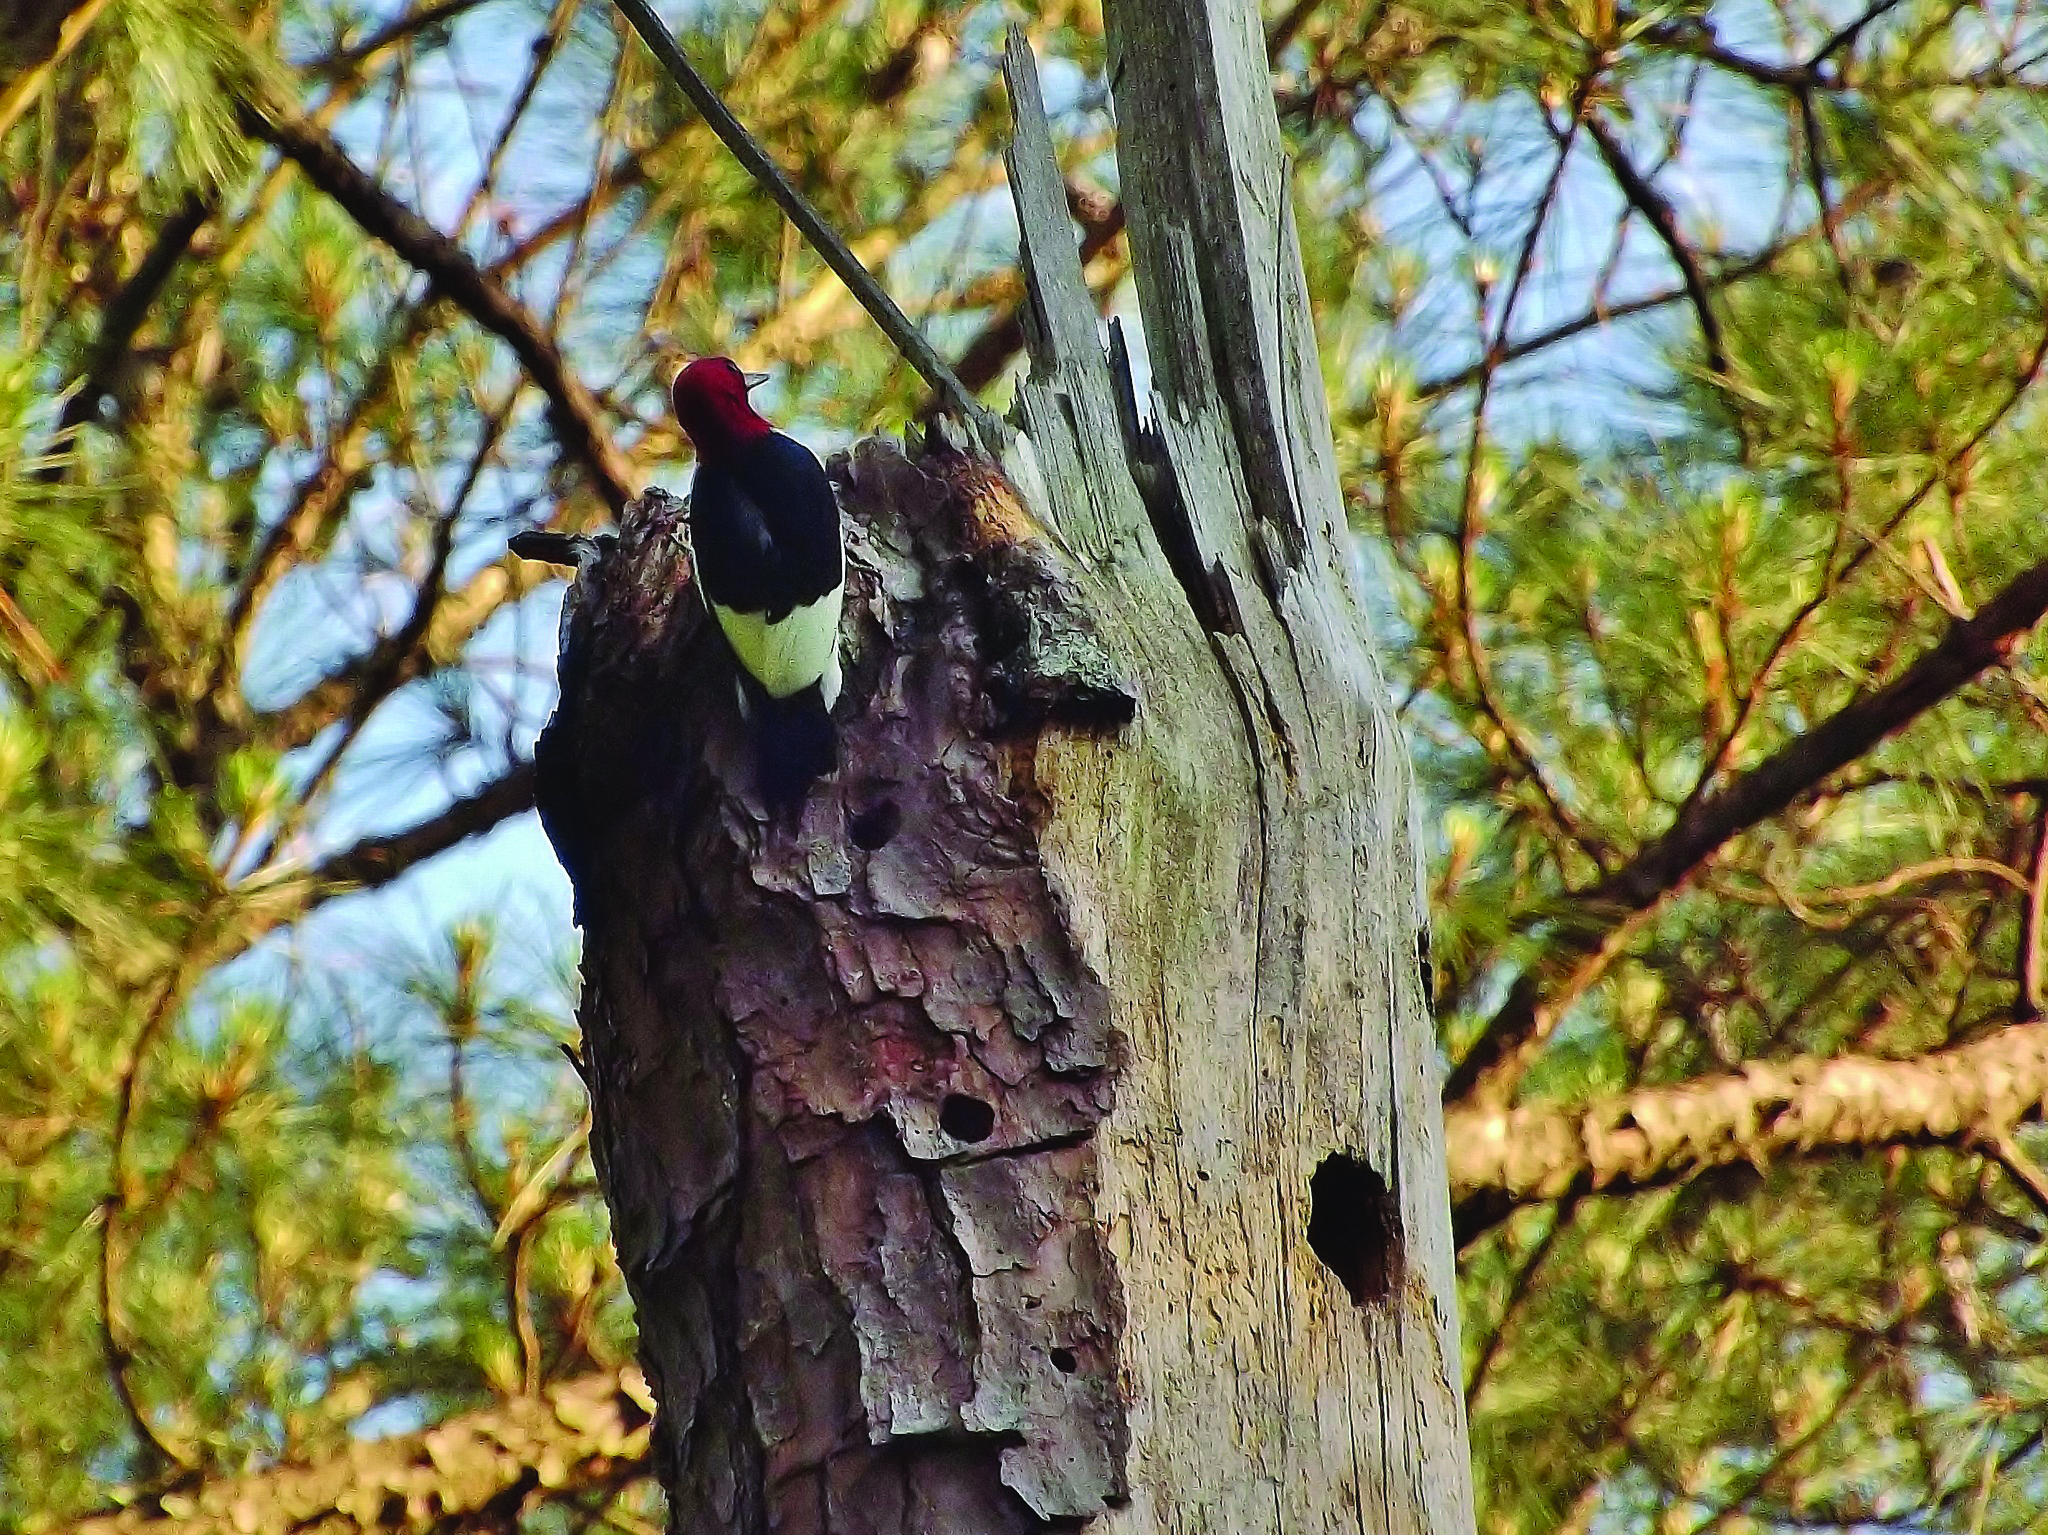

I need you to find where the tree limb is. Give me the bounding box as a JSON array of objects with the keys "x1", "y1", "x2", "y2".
[
  {"x1": 311, "y1": 761, "x2": 537, "y2": 887},
  {"x1": 607, "y1": 0, "x2": 1004, "y2": 450},
  {"x1": 239, "y1": 103, "x2": 636, "y2": 514},
  {"x1": 1446, "y1": 554, "x2": 2048, "y2": 1103},
  {"x1": 1448, "y1": 1015, "x2": 2048, "y2": 1246},
  {"x1": 48, "y1": 191, "x2": 214, "y2": 462},
  {"x1": 68, "y1": 1370, "x2": 651, "y2": 1535}
]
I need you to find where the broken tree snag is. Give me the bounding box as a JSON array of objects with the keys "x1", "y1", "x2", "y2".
[
  {"x1": 994, "y1": 13, "x2": 1477, "y2": 1532},
  {"x1": 543, "y1": 445, "x2": 1131, "y2": 1534},
  {"x1": 544, "y1": 0, "x2": 1475, "y2": 1522}
]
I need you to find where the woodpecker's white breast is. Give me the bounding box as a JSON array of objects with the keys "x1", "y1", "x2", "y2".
[{"x1": 710, "y1": 587, "x2": 843, "y2": 704}]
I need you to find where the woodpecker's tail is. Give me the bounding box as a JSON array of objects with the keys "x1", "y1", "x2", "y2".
[{"x1": 753, "y1": 682, "x2": 836, "y2": 812}]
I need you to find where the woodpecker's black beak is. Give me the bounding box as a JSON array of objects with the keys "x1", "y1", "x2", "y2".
[
  {"x1": 510, "y1": 529, "x2": 579, "y2": 565},
  {"x1": 743, "y1": 371, "x2": 770, "y2": 389}
]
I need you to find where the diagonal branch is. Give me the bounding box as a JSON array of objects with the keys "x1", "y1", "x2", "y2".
[
  {"x1": 1445, "y1": 554, "x2": 2048, "y2": 1104},
  {"x1": 1582, "y1": 110, "x2": 1727, "y2": 377},
  {"x1": 1413, "y1": 177, "x2": 1890, "y2": 401},
  {"x1": 239, "y1": 103, "x2": 635, "y2": 514},
  {"x1": 48, "y1": 191, "x2": 215, "y2": 465},
  {"x1": 1448, "y1": 1014, "x2": 2048, "y2": 1247},
  {"x1": 1600, "y1": 558, "x2": 2048, "y2": 911},
  {"x1": 310, "y1": 759, "x2": 537, "y2": 888},
  {"x1": 68, "y1": 1370, "x2": 651, "y2": 1535},
  {"x1": 314, "y1": 0, "x2": 499, "y2": 80}
]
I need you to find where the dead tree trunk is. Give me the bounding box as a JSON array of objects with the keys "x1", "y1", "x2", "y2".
[{"x1": 544, "y1": 4, "x2": 1476, "y2": 1530}]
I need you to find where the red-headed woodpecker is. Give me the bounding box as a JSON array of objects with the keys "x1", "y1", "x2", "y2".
[{"x1": 672, "y1": 356, "x2": 844, "y2": 809}]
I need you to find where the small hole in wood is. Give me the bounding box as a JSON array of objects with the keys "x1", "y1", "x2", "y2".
[
  {"x1": 1049, "y1": 1346, "x2": 1077, "y2": 1374},
  {"x1": 939, "y1": 1093, "x2": 996, "y2": 1143},
  {"x1": 1307, "y1": 1152, "x2": 1403, "y2": 1308},
  {"x1": 848, "y1": 799, "x2": 901, "y2": 850}
]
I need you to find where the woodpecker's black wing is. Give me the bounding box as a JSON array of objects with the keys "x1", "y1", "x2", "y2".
[{"x1": 689, "y1": 431, "x2": 841, "y2": 622}]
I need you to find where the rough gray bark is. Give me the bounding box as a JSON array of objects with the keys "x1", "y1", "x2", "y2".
[{"x1": 544, "y1": 4, "x2": 1475, "y2": 1530}]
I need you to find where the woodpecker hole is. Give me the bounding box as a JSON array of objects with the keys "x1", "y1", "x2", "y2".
[
  {"x1": 939, "y1": 1093, "x2": 996, "y2": 1143},
  {"x1": 848, "y1": 799, "x2": 901, "y2": 850},
  {"x1": 1049, "y1": 1347, "x2": 1077, "y2": 1374},
  {"x1": 1307, "y1": 1153, "x2": 1403, "y2": 1308}
]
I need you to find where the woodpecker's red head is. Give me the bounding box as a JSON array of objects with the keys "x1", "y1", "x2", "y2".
[{"x1": 672, "y1": 357, "x2": 773, "y2": 460}]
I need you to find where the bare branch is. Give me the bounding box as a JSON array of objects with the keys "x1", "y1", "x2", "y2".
[
  {"x1": 607, "y1": 0, "x2": 1005, "y2": 450},
  {"x1": 1603, "y1": 565, "x2": 2048, "y2": 914},
  {"x1": 1413, "y1": 178, "x2": 1890, "y2": 401},
  {"x1": 100, "y1": 962, "x2": 212, "y2": 1476},
  {"x1": 315, "y1": 0, "x2": 499, "y2": 80},
  {"x1": 240, "y1": 103, "x2": 636, "y2": 514},
  {"x1": 310, "y1": 761, "x2": 537, "y2": 888},
  {"x1": 1812, "y1": 0, "x2": 1910, "y2": 69},
  {"x1": 1582, "y1": 110, "x2": 1727, "y2": 378},
  {"x1": 1450, "y1": 71, "x2": 1611, "y2": 864},
  {"x1": 45, "y1": 192, "x2": 213, "y2": 472}
]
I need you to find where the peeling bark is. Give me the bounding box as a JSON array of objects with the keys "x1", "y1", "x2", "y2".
[{"x1": 555, "y1": 455, "x2": 1130, "y2": 1532}]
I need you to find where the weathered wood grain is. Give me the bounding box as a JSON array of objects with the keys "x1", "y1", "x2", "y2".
[{"x1": 997, "y1": 9, "x2": 1475, "y2": 1529}]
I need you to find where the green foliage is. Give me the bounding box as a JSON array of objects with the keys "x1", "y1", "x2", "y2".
[{"x1": 7, "y1": 0, "x2": 2048, "y2": 1529}]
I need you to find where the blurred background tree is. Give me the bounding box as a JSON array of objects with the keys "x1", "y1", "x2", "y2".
[{"x1": 6, "y1": 0, "x2": 2048, "y2": 1528}]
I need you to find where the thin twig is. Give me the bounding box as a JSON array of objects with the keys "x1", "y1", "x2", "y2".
[
  {"x1": 1414, "y1": 177, "x2": 1889, "y2": 400},
  {"x1": 318, "y1": 0, "x2": 498, "y2": 78},
  {"x1": 1452, "y1": 69, "x2": 1609, "y2": 863},
  {"x1": 1812, "y1": 0, "x2": 1911, "y2": 70},
  {"x1": 1582, "y1": 110, "x2": 1727, "y2": 377},
  {"x1": 100, "y1": 958, "x2": 212, "y2": 1475},
  {"x1": 271, "y1": 398, "x2": 514, "y2": 852}
]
